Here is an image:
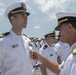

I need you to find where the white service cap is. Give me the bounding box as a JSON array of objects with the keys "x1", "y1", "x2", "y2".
[
  {"x1": 55, "y1": 12, "x2": 76, "y2": 30},
  {"x1": 44, "y1": 30, "x2": 55, "y2": 37},
  {"x1": 5, "y1": 2, "x2": 30, "y2": 18}
]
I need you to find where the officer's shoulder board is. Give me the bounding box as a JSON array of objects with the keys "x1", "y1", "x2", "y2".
[
  {"x1": 43, "y1": 45, "x2": 48, "y2": 49},
  {"x1": 72, "y1": 46, "x2": 76, "y2": 54},
  {"x1": 0, "y1": 32, "x2": 10, "y2": 38}
]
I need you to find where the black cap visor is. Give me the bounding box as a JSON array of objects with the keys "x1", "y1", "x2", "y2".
[
  {"x1": 55, "y1": 25, "x2": 61, "y2": 31},
  {"x1": 26, "y1": 12, "x2": 30, "y2": 16}
]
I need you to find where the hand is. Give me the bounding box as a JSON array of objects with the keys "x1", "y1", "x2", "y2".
[{"x1": 30, "y1": 50, "x2": 39, "y2": 61}]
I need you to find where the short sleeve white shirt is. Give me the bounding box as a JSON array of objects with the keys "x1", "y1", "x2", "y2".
[
  {"x1": 59, "y1": 42, "x2": 76, "y2": 75},
  {"x1": 54, "y1": 41, "x2": 70, "y2": 62},
  {"x1": 39, "y1": 42, "x2": 57, "y2": 75},
  {"x1": 0, "y1": 30, "x2": 33, "y2": 75}
]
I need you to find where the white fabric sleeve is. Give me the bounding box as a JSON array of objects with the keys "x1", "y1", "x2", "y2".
[
  {"x1": 38, "y1": 47, "x2": 48, "y2": 65},
  {"x1": 70, "y1": 61, "x2": 76, "y2": 75},
  {"x1": 0, "y1": 38, "x2": 6, "y2": 68}
]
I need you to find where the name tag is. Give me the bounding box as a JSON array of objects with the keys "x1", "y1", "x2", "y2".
[{"x1": 12, "y1": 44, "x2": 19, "y2": 48}]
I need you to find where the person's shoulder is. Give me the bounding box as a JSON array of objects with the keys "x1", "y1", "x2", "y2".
[
  {"x1": 0, "y1": 32, "x2": 10, "y2": 41},
  {"x1": 0, "y1": 32, "x2": 10, "y2": 38},
  {"x1": 39, "y1": 45, "x2": 48, "y2": 52},
  {"x1": 0, "y1": 32, "x2": 10, "y2": 50},
  {"x1": 23, "y1": 34, "x2": 30, "y2": 41},
  {"x1": 39, "y1": 45, "x2": 48, "y2": 55},
  {"x1": 54, "y1": 43, "x2": 61, "y2": 50},
  {"x1": 23, "y1": 34, "x2": 32, "y2": 46},
  {"x1": 0, "y1": 32, "x2": 10, "y2": 45},
  {"x1": 54, "y1": 41, "x2": 66, "y2": 50},
  {"x1": 42, "y1": 45, "x2": 48, "y2": 49}
]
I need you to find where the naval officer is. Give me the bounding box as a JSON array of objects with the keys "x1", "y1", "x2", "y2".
[
  {"x1": 38, "y1": 30, "x2": 57, "y2": 75},
  {"x1": 0, "y1": 2, "x2": 33, "y2": 75},
  {"x1": 30, "y1": 12, "x2": 76, "y2": 75}
]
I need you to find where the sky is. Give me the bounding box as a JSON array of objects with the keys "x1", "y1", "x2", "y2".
[{"x1": 0, "y1": 0, "x2": 76, "y2": 38}]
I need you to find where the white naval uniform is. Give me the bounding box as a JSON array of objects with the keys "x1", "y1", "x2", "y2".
[
  {"x1": 40, "y1": 40, "x2": 45, "y2": 47},
  {"x1": 0, "y1": 30, "x2": 33, "y2": 75},
  {"x1": 54, "y1": 41, "x2": 70, "y2": 62},
  {"x1": 32, "y1": 42, "x2": 39, "y2": 52},
  {"x1": 39, "y1": 42, "x2": 57, "y2": 75},
  {"x1": 60, "y1": 42, "x2": 76, "y2": 75}
]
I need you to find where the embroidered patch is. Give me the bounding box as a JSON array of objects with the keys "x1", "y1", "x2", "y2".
[{"x1": 72, "y1": 46, "x2": 76, "y2": 54}]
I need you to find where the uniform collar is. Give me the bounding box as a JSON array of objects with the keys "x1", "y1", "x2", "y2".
[
  {"x1": 58, "y1": 41, "x2": 63, "y2": 45},
  {"x1": 71, "y1": 42, "x2": 76, "y2": 48},
  {"x1": 10, "y1": 29, "x2": 23, "y2": 40}
]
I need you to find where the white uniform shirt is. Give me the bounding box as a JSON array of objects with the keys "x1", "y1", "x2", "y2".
[
  {"x1": 54, "y1": 41, "x2": 70, "y2": 62},
  {"x1": 36, "y1": 42, "x2": 41, "y2": 50},
  {"x1": 32, "y1": 42, "x2": 39, "y2": 52},
  {"x1": 61, "y1": 42, "x2": 76, "y2": 75},
  {"x1": 40, "y1": 40, "x2": 45, "y2": 47},
  {"x1": 0, "y1": 30, "x2": 33, "y2": 75},
  {"x1": 39, "y1": 42, "x2": 57, "y2": 75}
]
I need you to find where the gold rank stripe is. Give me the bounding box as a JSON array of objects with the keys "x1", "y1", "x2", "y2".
[
  {"x1": 11, "y1": 10, "x2": 26, "y2": 14},
  {"x1": 72, "y1": 46, "x2": 76, "y2": 54},
  {"x1": 58, "y1": 18, "x2": 68, "y2": 26}
]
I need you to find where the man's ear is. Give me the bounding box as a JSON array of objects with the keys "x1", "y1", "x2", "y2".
[
  {"x1": 10, "y1": 16, "x2": 16, "y2": 22},
  {"x1": 68, "y1": 23, "x2": 73, "y2": 31}
]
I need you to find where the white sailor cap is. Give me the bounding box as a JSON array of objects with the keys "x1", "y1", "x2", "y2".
[
  {"x1": 5, "y1": 2, "x2": 30, "y2": 18},
  {"x1": 44, "y1": 30, "x2": 55, "y2": 38},
  {"x1": 55, "y1": 12, "x2": 76, "y2": 30}
]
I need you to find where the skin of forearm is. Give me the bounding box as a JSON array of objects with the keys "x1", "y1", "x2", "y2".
[
  {"x1": 57, "y1": 56, "x2": 61, "y2": 64},
  {"x1": 38, "y1": 54, "x2": 60, "y2": 74},
  {"x1": 30, "y1": 50, "x2": 60, "y2": 74},
  {"x1": 40, "y1": 64, "x2": 47, "y2": 75}
]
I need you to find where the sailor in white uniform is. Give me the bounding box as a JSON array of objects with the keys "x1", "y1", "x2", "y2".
[
  {"x1": 0, "y1": 2, "x2": 33, "y2": 75},
  {"x1": 40, "y1": 37, "x2": 46, "y2": 47},
  {"x1": 30, "y1": 12, "x2": 76, "y2": 75},
  {"x1": 55, "y1": 12, "x2": 76, "y2": 75},
  {"x1": 38, "y1": 30, "x2": 57, "y2": 75},
  {"x1": 59, "y1": 42, "x2": 76, "y2": 75}
]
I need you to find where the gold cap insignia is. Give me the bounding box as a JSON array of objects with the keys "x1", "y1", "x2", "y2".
[
  {"x1": 58, "y1": 18, "x2": 68, "y2": 26},
  {"x1": 21, "y1": 3, "x2": 26, "y2": 9}
]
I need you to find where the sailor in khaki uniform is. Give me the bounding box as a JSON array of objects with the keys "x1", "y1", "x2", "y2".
[
  {"x1": 0, "y1": 2, "x2": 33, "y2": 75},
  {"x1": 38, "y1": 30, "x2": 57, "y2": 75}
]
